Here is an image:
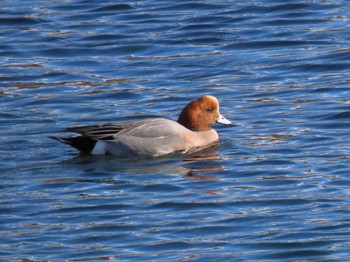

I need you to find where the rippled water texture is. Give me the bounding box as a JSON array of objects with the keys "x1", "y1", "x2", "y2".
[{"x1": 1, "y1": 0, "x2": 350, "y2": 261}]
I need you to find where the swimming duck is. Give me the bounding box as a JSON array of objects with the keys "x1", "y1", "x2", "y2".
[{"x1": 51, "y1": 95, "x2": 234, "y2": 157}]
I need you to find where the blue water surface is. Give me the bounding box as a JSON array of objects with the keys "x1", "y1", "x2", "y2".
[{"x1": 1, "y1": 0, "x2": 350, "y2": 261}]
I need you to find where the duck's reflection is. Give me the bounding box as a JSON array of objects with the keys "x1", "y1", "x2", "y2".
[
  {"x1": 55, "y1": 144, "x2": 226, "y2": 181},
  {"x1": 181, "y1": 145, "x2": 225, "y2": 181}
]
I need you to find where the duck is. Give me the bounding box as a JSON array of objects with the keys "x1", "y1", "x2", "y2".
[{"x1": 50, "y1": 95, "x2": 234, "y2": 157}]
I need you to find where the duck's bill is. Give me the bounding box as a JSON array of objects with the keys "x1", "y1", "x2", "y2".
[{"x1": 217, "y1": 114, "x2": 235, "y2": 126}]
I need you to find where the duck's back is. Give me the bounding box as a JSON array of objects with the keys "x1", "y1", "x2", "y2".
[{"x1": 95, "y1": 118, "x2": 188, "y2": 157}]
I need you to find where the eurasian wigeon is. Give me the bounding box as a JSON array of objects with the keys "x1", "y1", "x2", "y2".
[{"x1": 51, "y1": 95, "x2": 234, "y2": 157}]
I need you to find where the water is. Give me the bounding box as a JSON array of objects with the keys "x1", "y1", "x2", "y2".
[{"x1": 1, "y1": 0, "x2": 350, "y2": 261}]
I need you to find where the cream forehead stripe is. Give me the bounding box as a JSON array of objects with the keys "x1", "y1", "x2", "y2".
[{"x1": 201, "y1": 95, "x2": 220, "y2": 110}]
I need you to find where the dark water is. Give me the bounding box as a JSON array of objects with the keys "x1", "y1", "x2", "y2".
[{"x1": 1, "y1": 0, "x2": 350, "y2": 261}]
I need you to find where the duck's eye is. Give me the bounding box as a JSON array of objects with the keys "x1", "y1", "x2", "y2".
[{"x1": 206, "y1": 107, "x2": 214, "y2": 112}]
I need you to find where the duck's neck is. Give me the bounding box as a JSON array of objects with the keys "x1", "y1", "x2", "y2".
[{"x1": 177, "y1": 110, "x2": 211, "y2": 132}]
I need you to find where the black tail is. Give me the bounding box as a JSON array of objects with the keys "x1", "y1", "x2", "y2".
[{"x1": 50, "y1": 136, "x2": 97, "y2": 154}]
